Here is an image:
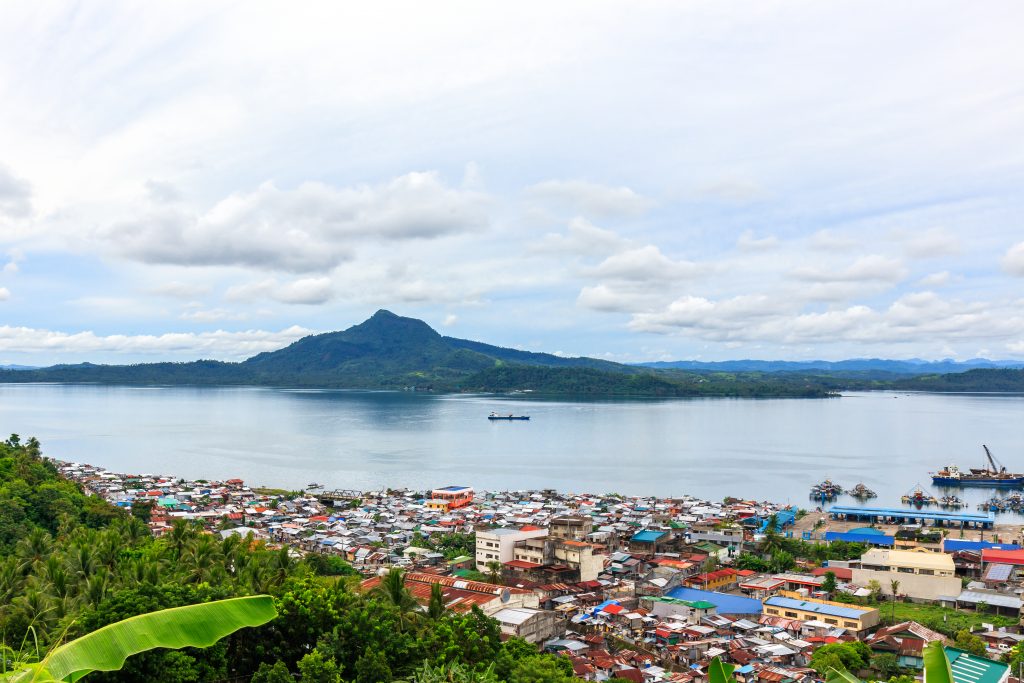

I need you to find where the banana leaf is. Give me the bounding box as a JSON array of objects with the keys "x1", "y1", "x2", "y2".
[
  {"x1": 2, "y1": 595, "x2": 276, "y2": 682},
  {"x1": 923, "y1": 641, "x2": 954, "y2": 683},
  {"x1": 825, "y1": 666, "x2": 863, "y2": 683},
  {"x1": 708, "y1": 656, "x2": 736, "y2": 683}
]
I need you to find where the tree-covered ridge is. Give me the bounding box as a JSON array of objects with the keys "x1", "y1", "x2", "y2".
[{"x1": 0, "y1": 436, "x2": 581, "y2": 682}]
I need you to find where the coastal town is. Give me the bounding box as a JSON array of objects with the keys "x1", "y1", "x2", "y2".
[{"x1": 57, "y1": 459, "x2": 1024, "y2": 683}]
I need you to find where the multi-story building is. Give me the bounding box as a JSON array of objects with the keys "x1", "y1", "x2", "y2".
[
  {"x1": 851, "y1": 548, "x2": 962, "y2": 602},
  {"x1": 548, "y1": 515, "x2": 594, "y2": 541},
  {"x1": 430, "y1": 486, "x2": 474, "y2": 509},
  {"x1": 763, "y1": 596, "x2": 880, "y2": 635},
  {"x1": 507, "y1": 536, "x2": 608, "y2": 582},
  {"x1": 475, "y1": 526, "x2": 548, "y2": 571}
]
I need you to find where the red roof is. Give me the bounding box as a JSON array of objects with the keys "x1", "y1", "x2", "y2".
[
  {"x1": 505, "y1": 560, "x2": 543, "y2": 569},
  {"x1": 520, "y1": 524, "x2": 544, "y2": 531},
  {"x1": 982, "y1": 548, "x2": 1024, "y2": 565},
  {"x1": 602, "y1": 604, "x2": 625, "y2": 614},
  {"x1": 812, "y1": 566, "x2": 853, "y2": 580}
]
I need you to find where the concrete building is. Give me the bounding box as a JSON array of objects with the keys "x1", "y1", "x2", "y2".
[
  {"x1": 492, "y1": 607, "x2": 562, "y2": 643},
  {"x1": 475, "y1": 526, "x2": 548, "y2": 571},
  {"x1": 763, "y1": 596, "x2": 880, "y2": 635},
  {"x1": 360, "y1": 571, "x2": 539, "y2": 616},
  {"x1": 549, "y1": 515, "x2": 594, "y2": 541},
  {"x1": 851, "y1": 548, "x2": 962, "y2": 602},
  {"x1": 508, "y1": 537, "x2": 607, "y2": 582}
]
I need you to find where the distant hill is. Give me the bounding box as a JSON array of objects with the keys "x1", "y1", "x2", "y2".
[
  {"x1": 0, "y1": 310, "x2": 832, "y2": 397},
  {"x1": 638, "y1": 358, "x2": 1024, "y2": 376},
  {"x1": 892, "y1": 368, "x2": 1024, "y2": 392},
  {"x1": 0, "y1": 364, "x2": 37, "y2": 371}
]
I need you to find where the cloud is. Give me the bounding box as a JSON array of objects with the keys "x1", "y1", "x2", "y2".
[
  {"x1": 105, "y1": 172, "x2": 489, "y2": 273},
  {"x1": 0, "y1": 324, "x2": 312, "y2": 360},
  {"x1": 443, "y1": 314, "x2": 458, "y2": 326},
  {"x1": 226, "y1": 277, "x2": 334, "y2": 305},
  {"x1": 0, "y1": 287, "x2": 9, "y2": 301},
  {"x1": 531, "y1": 217, "x2": 634, "y2": 256},
  {"x1": 144, "y1": 179, "x2": 183, "y2": 204},
  {"x1": 736, "y1": 230, "x2": 779, "y2": 252},
  {"x1": 696, "y1": 178, "x2": 765, "y2": 204},
  {"x1": 0, "y1": 163, "x2": 31, "y2": 217},
  {"x1": 148, "y1": 281, "x2": 213, "y2": 298},
  {"x1": 526, "y1": 180, "x2": 653, "y2": 217},
  {"x1": 1003, "y1": 242, "x2": 1024, "y2": 277},
  {"x1": 902, "y1": 227, "x2": 962, "y2": 258},
  {"x1": 577, "y1": 284, "x2": 656, "y2": 313},
  {"x1": 628, "y1": 291, "x2": 1024, "y2": 347},
  {"x1": 587, "y1": 245, "x2": 703, "y2": 282},
  {"x1": 179, "y1": 308, "x2": 250, "y2": 323},
  {"x1": 807, "y1": 230, "x2": 859, "y2": 252},
  {"x1": 917, "y1": 271, "x2": 951, "y2": 287},
  {"x1": 791, "y1": 254, "x2": 907, "y2": 283}
]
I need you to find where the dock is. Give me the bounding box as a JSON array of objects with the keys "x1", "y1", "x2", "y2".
[{"x1": 828, "y1": 505, "x2": 995, "y2": 529}]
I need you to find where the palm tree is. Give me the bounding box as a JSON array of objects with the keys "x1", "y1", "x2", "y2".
[
  {"x1": 427, "y1": 582, "x2": 447, "y2": 620},
  {"x1": 889, "y1": 579, "x2": 900, "y2": 622},
  {"x1": 167, "y1": 519, "x2": 197, "y2": 560},
  {"x1": 15, "y1": 528, "x2": 53, "y2": 574},
  {"x1": 371, "y1": 567, "x2": 419, "y2": 632},
  {"x1": 485, "y1": 560, "x2": 503, "y2": 584}
]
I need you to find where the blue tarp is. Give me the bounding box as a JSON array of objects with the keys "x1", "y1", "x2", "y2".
[
  {"x1": 825, "y1": 531, "x2": 895, "y2": 546},
  {"x1": 664, "y1": 587, "x2": 762, "y2": 615}
]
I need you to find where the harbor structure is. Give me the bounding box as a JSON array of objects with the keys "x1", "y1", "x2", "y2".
[{"x1": 828, "y1": 505, "x2": 995, "y2": 529}]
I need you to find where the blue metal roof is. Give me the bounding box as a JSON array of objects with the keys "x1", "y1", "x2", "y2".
[
  {"x1": 943, "y1": 539, "x2": 1021, "y2": 552},
  {"x1": 665, "y1": 587, "x2": 763, "y2": 615},
  {"x1": 631, "y1": 530, "x2": 667, "y2": 543},
  {"x1": 764, "y1": 596, "x2": 871, "y2": 620},
  {"x1": 829, "y1": 505, "x2": 995, "y2": 524},
  {"x1": 824, "y1": 531, "x2": 895, "y2": 546}
]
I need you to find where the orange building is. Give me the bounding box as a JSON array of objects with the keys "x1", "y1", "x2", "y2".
[{"x1": 430, "y1": 486, "x2": 474, "y2": 509}]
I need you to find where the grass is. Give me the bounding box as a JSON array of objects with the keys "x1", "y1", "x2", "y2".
[{"x1": 881, "y1": 601, "x2": 1018, "y2": 635}]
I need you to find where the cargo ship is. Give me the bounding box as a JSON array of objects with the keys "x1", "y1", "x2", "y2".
[
  {"x1": 488, "y1": 412, "x2": 530, "y2": 421},
  {"x1": 931, "y1": 445, "x2": 1024, "y2": 488}
]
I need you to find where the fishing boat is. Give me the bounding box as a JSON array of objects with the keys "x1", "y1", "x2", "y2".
[
  {"x1": 938, "y1": 495, "x2": 964, "y2": 509},
  {"x1": 488, "y1": 412, "x2": 530, "y2": 421},
  {"x1": 932, "y1": 445, "x2": 1024, "y2": 488},
  {"x1": 849, "y1": 483, "x2": 877, "y2": 499},
  {"x1": 810, "y1": 480, "x2": 843, "y2": 499},
  {"x1": 901, "y1": 486, "x2": 938, "y2": 506},
  {"x1": 306, "y1": 482, "x2": 323, "y2": 489}
]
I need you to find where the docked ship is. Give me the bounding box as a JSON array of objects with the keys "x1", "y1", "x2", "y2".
[{"x1": 932, "y1": 445, "x2": 1024, "y2": 488}]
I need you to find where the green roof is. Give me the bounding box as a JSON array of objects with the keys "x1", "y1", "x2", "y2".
[
  {"x1": 641, "y1": 595, "x2": 715, "y2": 609},
  {"x1": 447, "y1": 555, "x2": 472, "y2": 564},
  {"x1": 945, "y1": 647, "x2": 1009, "y2": 683},
  {"x1": 452, "y1": 569, "x2": 477, "y2": 578}
]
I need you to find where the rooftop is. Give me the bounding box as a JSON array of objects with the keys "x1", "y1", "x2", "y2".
[{"x1": 764, "y1": 596, "x2": 873, "y2": 620}]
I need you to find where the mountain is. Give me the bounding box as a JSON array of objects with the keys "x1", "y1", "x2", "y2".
[
  {"x1": 638, "y1": 358, "x2": 1024, "y2": 376},
  {"x1": 0, "y1": 310, "x2": 831, "y2": 396},
  {"x1": 0, "y1": 364, "x2": 37, "y2": 371}
]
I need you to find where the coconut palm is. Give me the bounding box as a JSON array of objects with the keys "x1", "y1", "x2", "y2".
[{"x1": 371, "y1": 567, "x2": 419, "y2": 632}]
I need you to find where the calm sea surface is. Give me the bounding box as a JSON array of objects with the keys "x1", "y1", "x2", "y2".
[{"x1": 2, "y1": 384, "x2": 1023, "y2": 512}]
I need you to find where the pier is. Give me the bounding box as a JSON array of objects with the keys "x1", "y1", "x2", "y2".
[{"x1": 828, "y1": 505, "x2": 995, "y2": 529}]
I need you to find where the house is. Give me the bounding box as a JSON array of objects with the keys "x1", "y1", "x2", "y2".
[
  {"x1": 360, "y1": 571, "x2": 539, "y2": 616},
  {"x1": 491, "y1": 607, "x2": 562, "y2": 643},
  {"x1": 944, "y1": 647, "x2": 1010, "y2": 683},
  {"x1": 865, "y1": 621, "x2": 945, "y2": 669},
  {"x1": 475, "y1": 526, "x2": 548, "y2": 571}
]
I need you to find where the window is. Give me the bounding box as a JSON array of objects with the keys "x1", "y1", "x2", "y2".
[
  {"x1": 784, "y1": 611, "x2": 798, "y2": 618},
  {"x1": 844, "y1": 621, "x2": 858, "y2": 628},
  {"x1": 825, "y1": 618, "x2": 838, "y2": 625},
  {"x1": 897, "y1": 567, "x2": 914, "y2": 574},
  {"x1": 919, "y1": 569, "x2": 934, "y2": 575}
]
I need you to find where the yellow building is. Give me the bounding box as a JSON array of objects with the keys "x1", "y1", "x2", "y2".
[
  {"x1": 763, "y1": 595, "x2": 880, "y2": 634},
  {"x1": 425, "y1": 499, "x2": 449, "y2": 512},
  {"x1": 851, "y1": 548, "x2": 961, "y2": 602}
]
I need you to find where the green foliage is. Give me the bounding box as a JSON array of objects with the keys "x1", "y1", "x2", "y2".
[
  {"x1": 811, "y1": 642, "x2": 871, "y2": 675},
  {"x1": 298, "y1": 650, "x2": 342, "y2": 683},
  {"x1": 954, "y1": 630, "x2": 987, "y2": 657},
  {"x1": 923, "y1": 641, "x2": 955, "y2": 683},
  {"x1": 708, "y1": 657, "x2": 735, "y2": 683},
  {"x1": 734, "y1": 552, "x2": 768, "y2": 572},
  {"x1": 871, "y1": 653, "x2": 900, "y2": 678},
  {"x1": 251, "y1": 661, "x2": 293, "y2": 683},
  {"x1": 355, "y1": 647, "x2": 392, "y2": 683},
  {"x1": 507, "y1": 654, "x2": 576, "y2": 683},
  {"x1": 882, "y1": 601, "x2": 1015, "y2": 636},
  {"x1": 303, "y1": 553, "x2": 358, "y2": 577},
  {"x1": 413, "y1": 661, "x2": 499, "y2": 683},
  {"x1": 821, "y1": 571, "x2": 838, "y2": 595}
]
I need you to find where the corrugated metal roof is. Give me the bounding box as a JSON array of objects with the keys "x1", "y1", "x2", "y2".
[{"x1": 764, "y1": 596, "x2": 872, "y2": 619}]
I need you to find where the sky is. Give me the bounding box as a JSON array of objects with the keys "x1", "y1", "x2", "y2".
[{"x1": 1, "y1": 1, "x2": 1023, "y2": 366}]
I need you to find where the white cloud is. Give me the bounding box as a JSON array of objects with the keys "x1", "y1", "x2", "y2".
[
  {"x1": 226, "y1": 277, "x2": 334, "y2": 305},
  {"x1": 443, "y1": 314, "x2": 458, "y2": 326},
  {"x1": 917, "y1": 271, "x2": 951, "y2": 287},
  {"x1": 0, "y1": 163, "x2": 31, "y2": 217},
  {"x1": 0, "y1": 324, "x2": 312, "y2": 360},
  {"x1": 526, "y1": 180, "x2": 653, "y2": 217},
  {"x1": 1003, "y1": 242, "x2": 1024, "y2": 277},
  {"x1": 531, "y1": 217, "x2": 634, "y2": 256},
  {"x1": 736, "y1": 230, "x2": 779, "y2": 251},
  {"x1": 149, "y1": 281, "x2": 212, "y2": 298},
  {"x1": 0, "y1": 287, "x2": 9, "y2": 301},
  {"x1": 807, "y1": 230, "x2": 858, "y2": 252},
  {"x1": 588, "y1": 245, "x2": 703, "y2": 282},
  {"x1": 577, "y1": 284, "x2": 655, "y2": 313},
  {"x1": 791, "y1": 254, "x2": 907, "y2": 283},
  {"x1": 902, "y1": 227, "x2": 962, "y2": 258},
  {"x1": 104, "y1": 172, "x2": 489, "y2": 273},
  {"x1": 179, "y1": 308, "x2": 250, "y2": 323}
]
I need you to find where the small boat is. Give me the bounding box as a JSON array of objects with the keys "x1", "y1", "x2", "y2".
[
  {"x1": 902, "y1": 486, "x2": 937, "y2": 506},
  {"x1": 939, "y1": 495, "x2": 964, "y2": 509},
  {"x1": 810, "y1": 480, "x2": 843, "y2": 499},
  {"x1": 849, "y1": 483, "x2": 877, "y2": 499},
  {"x1": 488, "y1": 412, "x2": 530, "y2": 421},
  {"x1": 306, "y1": 482, "x2": 323, "y2": 489}
]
